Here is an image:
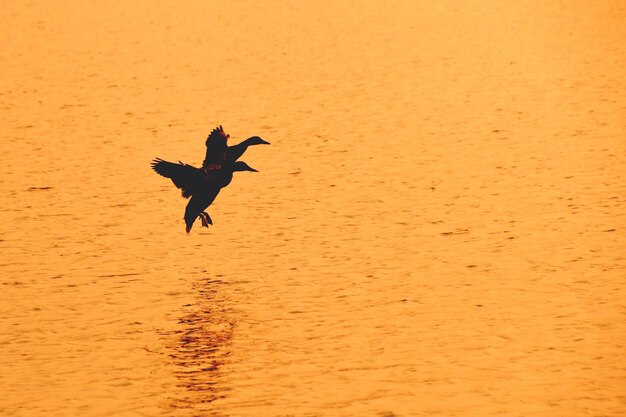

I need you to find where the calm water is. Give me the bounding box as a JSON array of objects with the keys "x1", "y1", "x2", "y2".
[{"x1": 1, "y1": 1, "x2": 625, "y2": 416}]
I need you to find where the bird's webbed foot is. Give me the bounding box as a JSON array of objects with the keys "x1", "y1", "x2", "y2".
[{"x1": 199, "y1": 212, "x2": 213, "y2": 228}]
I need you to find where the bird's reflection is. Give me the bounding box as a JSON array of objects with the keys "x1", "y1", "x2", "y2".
[{"x1": 167, "y1": 278, "x2": 234, "y2": 413}]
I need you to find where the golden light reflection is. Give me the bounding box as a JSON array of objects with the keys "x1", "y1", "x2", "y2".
[
  {"x1": 1, "y1": 1, "x2": 624, "y2": 416},
  {"x1": 164, "y1": 278, "x2": 233, "y2": 413}
]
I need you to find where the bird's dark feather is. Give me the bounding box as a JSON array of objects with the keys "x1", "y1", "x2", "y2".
[
  {"x1": 203, "y1": 125, "x2": 229, "y2": 168},
  {"x1": 151, "y1": 158, "x2": 205, "y2": 198}
]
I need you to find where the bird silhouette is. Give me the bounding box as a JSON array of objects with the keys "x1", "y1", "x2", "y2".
[
  {"x1": 203, "y1": 126, "x2": 270, "y2": 169},
  {"x1": 152, "y1": 158, "x2": 258, "y2": 232},
  {"x1": 151, "y1": 126, "x2": 268, "y2": 232}
]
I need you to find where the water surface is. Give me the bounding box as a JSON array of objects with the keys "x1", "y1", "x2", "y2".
[{"x1": 1, "y1": 1, "x2": 625, "y2": 416}]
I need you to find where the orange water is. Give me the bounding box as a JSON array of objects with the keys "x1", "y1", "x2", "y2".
[{"x1": 1, "y1": 1, "x2": 625, "y2": 416}]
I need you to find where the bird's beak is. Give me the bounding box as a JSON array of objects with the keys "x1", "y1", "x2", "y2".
[
  {"x1": 249, "y1": 167, "x2": 259, "y2": 172},
  {"x1": 260, "y1": 139, "x2": 271, "y2": 145}
]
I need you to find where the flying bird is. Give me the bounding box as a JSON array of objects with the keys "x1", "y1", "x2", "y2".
[
  {"x1": 152, "y1": 158, "x2": 258, "y2": 232},
  {"x1": 203, "y1": 125, "x2": 270, "y2": 168},
  {"x1": 152, "y1": 126, "x2": 269, "y2": 232}
]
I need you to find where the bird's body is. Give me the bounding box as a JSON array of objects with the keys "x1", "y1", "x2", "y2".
[
  {"x1": 182, "y1": 160, "x2": 256, "y2": 232},
  {"x1": 152, "y1": 158, "x2": 257, "y2": 232},
  {"x1": 151, "y1": 126, "x2": 268, "y2": 232}
]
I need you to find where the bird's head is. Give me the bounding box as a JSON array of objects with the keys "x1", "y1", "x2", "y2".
[
  {"x1": 246, "y1": 136, "x2": 270, "y2": 146},
  {"x1": 233, "y1": 161, "x2": 258, "y2": 172}
]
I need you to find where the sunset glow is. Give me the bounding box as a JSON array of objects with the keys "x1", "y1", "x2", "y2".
[{"x1": 1, "y1": 1, "x2": 625, "y2": 416}]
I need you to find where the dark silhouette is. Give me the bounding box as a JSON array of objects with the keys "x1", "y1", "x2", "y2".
[
  {"x1": 226, "y1": 136, "x2": 270, "y2": 161},
  {"x1": 151, "y1": 126, "x2": 269, "y2": 232},
  {"x1": 203, "y1": 126, "x2": 270, "y2": 169},
  {"x1": 152, "y1": 158, "x2": 257, "y2": 232},
  {"x1": 152, "y1": 158, "x2": 205, "y2": 199},
  {"x1": 203, "y1": 126, "x2": 230, "y2": 170},
  {"x1": 183, "y1": 160, "x2": 257, "y2": 233}
]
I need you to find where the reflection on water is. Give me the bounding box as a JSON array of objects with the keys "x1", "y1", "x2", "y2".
[
  {"x1": 166, "y1": 279, "x2": 235, "y2": 409},
  {"x1": 165, "y1": 278, "x2": 233, "y2": 413}
]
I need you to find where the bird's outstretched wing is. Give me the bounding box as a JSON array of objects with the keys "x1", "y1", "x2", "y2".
[
  {"x1": 151, "y1": 158, "x2": 205, "y2": 198},
  {"x1": 203, "y1": 125, "x2": 229, "y2": 168}
]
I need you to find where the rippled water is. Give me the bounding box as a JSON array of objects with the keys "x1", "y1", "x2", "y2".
[{"x1": 1, "y1": 1, "x2": 625, "y2": 416}]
